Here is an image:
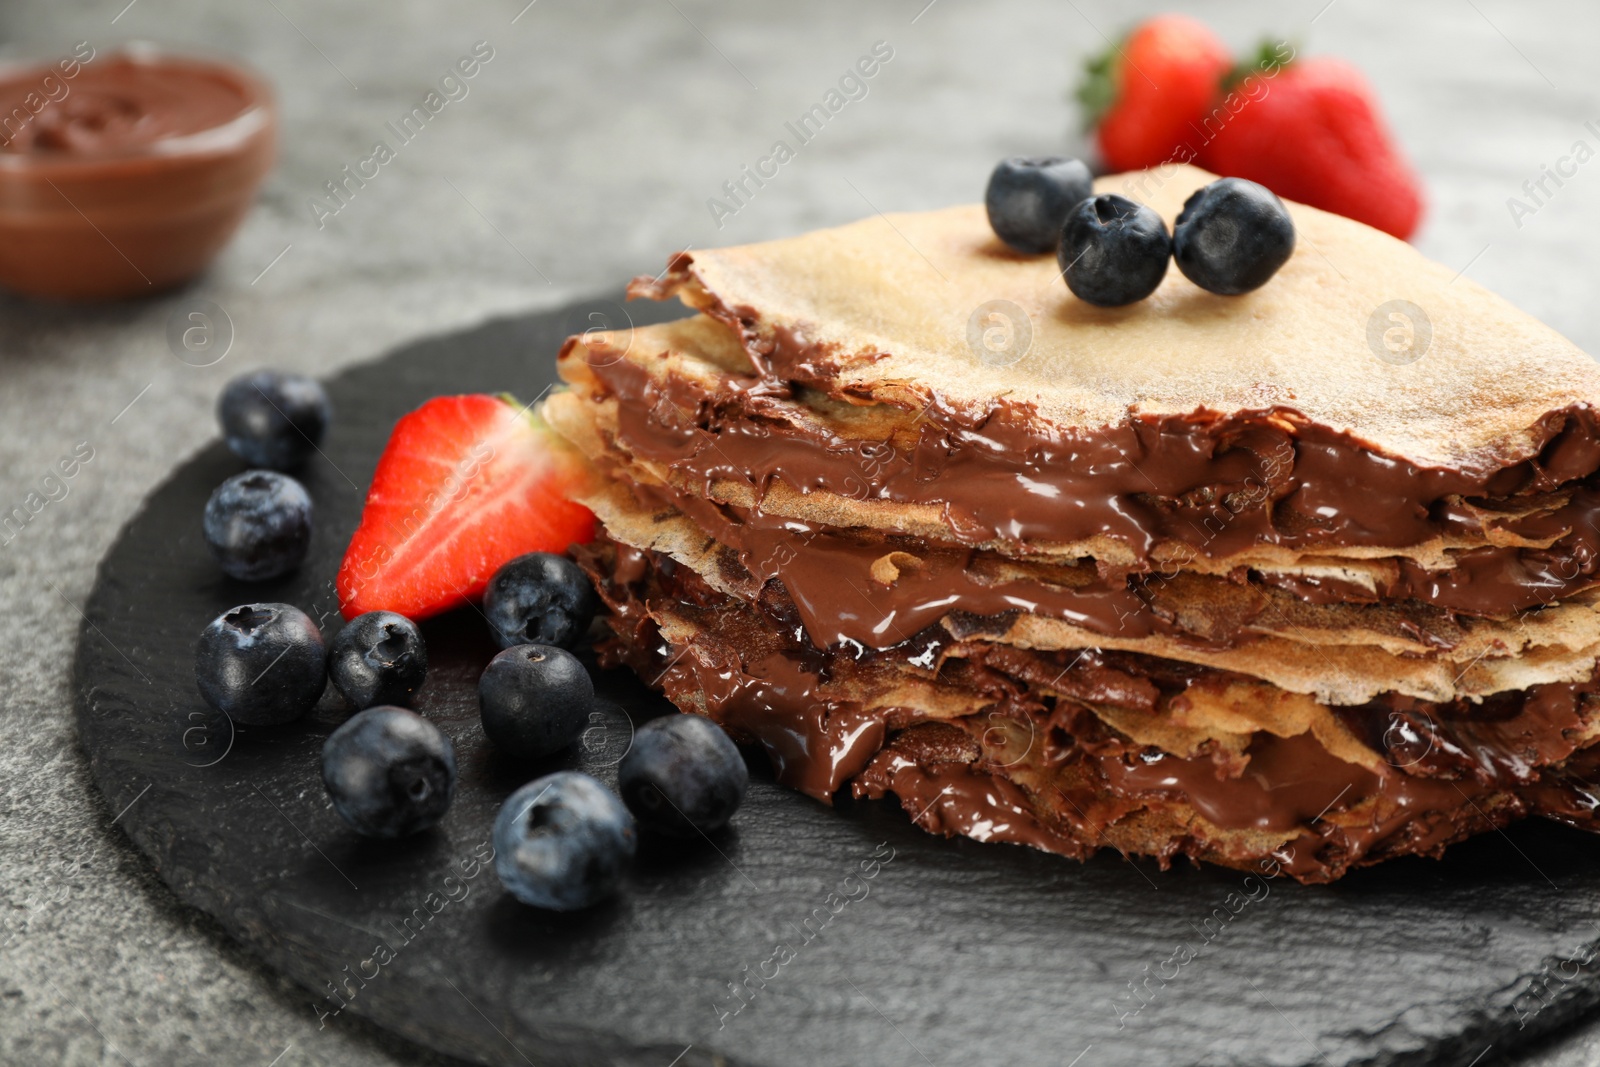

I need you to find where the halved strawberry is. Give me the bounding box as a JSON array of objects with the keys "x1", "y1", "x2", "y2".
[{"x1": 337, "y1": 393, "x2": 595, "y2": 621}]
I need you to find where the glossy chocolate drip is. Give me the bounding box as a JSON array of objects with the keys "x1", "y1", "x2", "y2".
[
  {"x1": 666, "y1": 633, "x2": 888, "y2": 799},
  {"x1": 851, "y1": 730, "x2": 1508, "y2": 883},
  {"x1": 852, "y1": 749, "x2": 1081, "y2": 857},
  {"x1": 1337, "y1": 681, "x2": 1597, "y2": 785},
  {"x1": 581, "y1": 538, "x2": 896, "y2": 801},
  {"x1": 584, "y1": 348, "x2": 1600, "y2": 618},
  {"x1": 1105, "y1": 732, "x2": 1427, "y2": 833}
]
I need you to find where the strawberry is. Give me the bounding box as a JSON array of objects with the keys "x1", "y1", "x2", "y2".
[
  {"x1": 1078, "y1": 14, "x2": 1232, "y2": 173},
  {"x1": 1198, "y1": 55, "x2": 1424, "y2": 240},
  {"x1": 337, "y1": 394, "x2": 595, "y2": 621}
]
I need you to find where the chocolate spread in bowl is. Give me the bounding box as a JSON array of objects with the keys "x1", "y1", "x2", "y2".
[{"x1": 0, "y1": 48, "x2": 276, "y2": 299}]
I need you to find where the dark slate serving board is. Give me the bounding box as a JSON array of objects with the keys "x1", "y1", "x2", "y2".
[{"x1": 74, "y1": 296, "x2": 1600, "y2": 1067}]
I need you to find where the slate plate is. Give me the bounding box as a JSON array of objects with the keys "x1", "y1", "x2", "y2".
[{"x1": 74, "y1": 297, "x2": 1600, "y2": 1067}]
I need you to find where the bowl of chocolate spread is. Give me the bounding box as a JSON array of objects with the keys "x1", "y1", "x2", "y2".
[{"x1": 0, "y1": 43, "x2": 276, "y2": 300}]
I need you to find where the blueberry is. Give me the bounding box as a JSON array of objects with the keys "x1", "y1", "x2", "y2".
[
  {"x1": 203, "y1": 470, "x2": 312, "y2": 582},
  {"x1": 483, "y1": 552, "x2": 598, "y2": 650},
  {"x1": 493, "y1": 771, "x2": 635, "y2": 910},
  {"x1": 328, "y1": 611, "x2": 428, "y2": 709},
  {"x1": 195, "y1": 603, "x2": 326, "y2": 725},
  {"x1": 1172, "y1": 177, "x2": 1296, "y2": 296},
  {"x1": 1058, "y1": 194, "x2": 1171, "y2": 307},
  {"x1": 618, "y1": 715, "x2": 748, "y2": 838},
  {"x1": 217, "y1": 370, "x2": 331, "y2": 470},
  {"x1": 321, "y1": 706, "x2": 456, "y2": 838},
  {"x1": 478, "y1": 644, "x2": 592, "y2": 760},
  {"x1": 985, "y1": 156, "x2": 1094, "y2": 254}
]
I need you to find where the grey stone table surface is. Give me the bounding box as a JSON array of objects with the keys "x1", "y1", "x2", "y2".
[{"x1": 3, "y1": 0, "x2": 1600, "y2": 1064}]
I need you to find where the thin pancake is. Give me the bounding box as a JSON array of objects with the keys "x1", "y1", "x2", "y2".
[
  {"x1": 551, "y1": 320, "x2": 1600, "y2": 592},
  {"x1": 629, "y1": 165, "x2": 1600, "y2": 474}
]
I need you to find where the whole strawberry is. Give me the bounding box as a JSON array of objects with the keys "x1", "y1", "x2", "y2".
[
  {"x1": 1199, "y1": 55, "x2": 1424, "y2": 240},
  {"x1": 1078, "y1": 14, "x2": 1231, "y2": 173}
]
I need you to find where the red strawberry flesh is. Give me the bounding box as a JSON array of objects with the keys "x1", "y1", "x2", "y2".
[
  {"x1": 337, "y1": 393, "x2": 595, "y2": 621},
  {"x1": 1085, "y1": 14, "x2": 1232, "y2": 173},
  {"x1": 1198, "y1": 56, "x2": 1425, "y2": 240}
]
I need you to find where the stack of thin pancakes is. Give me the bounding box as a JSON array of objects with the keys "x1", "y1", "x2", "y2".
[{"x1": 546, "y1": 164, "x2": 1600, "y2": 883}]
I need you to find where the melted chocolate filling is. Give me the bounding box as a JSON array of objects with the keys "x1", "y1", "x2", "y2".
[
  {"x1": 576, "y1": 535, "x2": 1600, "y2": 883},
  {"x1": 582, "y1": 348, "x2": 1600, "y2": 620},
  {"x1": 613, "y1": 466, "x2": 1534, "y2": 655}
]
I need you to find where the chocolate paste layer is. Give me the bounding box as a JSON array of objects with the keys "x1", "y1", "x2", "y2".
[
  {"x1": 620, "y1": 470, "x2": 1166, "y2": 649},
  {"x1": 581, "y1": 347, "x2": 1600, "y2": 618},
  {"x1": 576, "y1": 534, "x2": 1600, "y2": 883},
  {"x1": 613, "y1": 464, "x2": 1532, "y2": 655}
]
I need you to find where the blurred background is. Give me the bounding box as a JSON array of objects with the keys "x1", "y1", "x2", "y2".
[{"x1": 3, "y1": 1, "x2": 1600, "y2": 1064}]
